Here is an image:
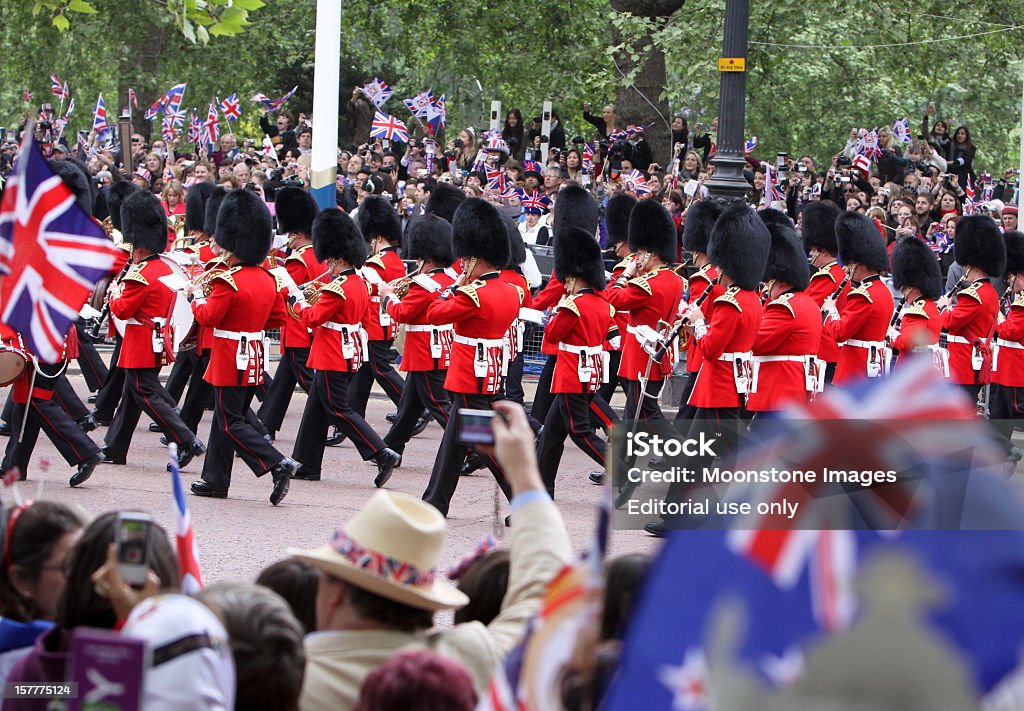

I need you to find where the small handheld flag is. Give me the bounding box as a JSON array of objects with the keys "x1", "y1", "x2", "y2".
[
  {"x1": 250, "y1": 86, "x2": 297, "y2": 112},
  {"x1": 360, "y1": 78, "x2": 393, "y2": 108},
  {"x1": 219, "y1": 93, "x2": 241, "y2": 121},
  {"x1": 168, "y1": 443, "x2": 203, "y2": 594},
  {"x1": 369, "y1": 110, "x2": 409, "y2": 143}
]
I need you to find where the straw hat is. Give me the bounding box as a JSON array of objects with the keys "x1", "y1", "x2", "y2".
[{"x1": 288, "y1": 491, "x2": 469, "y2": 611}]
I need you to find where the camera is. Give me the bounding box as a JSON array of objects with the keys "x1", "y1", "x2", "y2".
[
  {"x1": 538, "y1": 135, "x2": 549, "y2": 143},
  {"x1": 456, "y1": 408, "x2": 497, "y2": 446},
  {"x1": 837, "y1": 155, "x2": 852, "y2": 167},
  {"x1": 797, "y1": 165, "x2": 807, "y2": 173},
  {"x1": 453, "y1": 138, "x2": 464, "y2": 148},
  {"x1": 245, "y1": 181, "x2": 258, "y2": 192},
  {"x1": 571, "y1": 135, "x2": 586, "y2": 145},
  {"x1": 915, "y1": 160, "x2": 930, "y2": 173},
  {"x1": 116, "y1": 512, "x2": 153, "y2": 588}
]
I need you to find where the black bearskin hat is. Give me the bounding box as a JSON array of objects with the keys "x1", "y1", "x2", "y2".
[
  {"x1": 801, "y1": 200, "x2": 840, "y2": 255},
  {"x1": 683, "y1": 200, "x2": 723, "y2": 255},
  {"x1": 275, "y1": 187, "x2": 319, "y2": 236},
  {"x1": 204, "y1": 186, "x2": 228, "y2": 237},
  {"x1": 552, "y1": 183, "x2": 598, "y2": 242},
  {"x1": 406, "y1": 214, "x2": 455, "y2": 267},
  {"x1": 120, "y1": 191, "x2": 167, "y2": 253},
  {"x1": 107, "y1": 181, "x2": 140, "y2": 232},
  {"x1": 504, "y1": 216, "x2": 527, "y2": 269},
  {"x1": 628, "y1": 200, "x2": 677, "y2": 263},
  {"x1": 759, "y1": 208, "x2": 810, "y2": 291},
  {"x1": 425, "y1": 183, "x2": 465, "y2": 223},
  {"x1": 1003, "y1": 230, "x2": 1024, "y2": 277},
  {"x1": 604, "y1": 193, "x2": 636, "y2": 247},
  {"x1": 708, "y1": 203, "x2": 770, "y2": 291},
  {"x1": 835, "y1": 211, "x2": 889, "y2": 273},
  {"x1": 50, "y1": 158, "x2": 94, "y2": 215},
  {"x1": 184, "y1": 182, "x2": 214, "y2": 233},
  {"x1": 451, "y1": 198, "x2": 510, "y2": 267},
  {"x1": 954, "y1": 214, "x2": 1006, "y2": 277},
  {"x1": 216, "y1": 189, "x2": 272, "y2": 265},
  {"x1": 891, "y1": 236, "x2": 942, "y2": 300},
  {"x1": 312, "y1": 208, "x2": 367, "y2": 268},
  {"x1": 357, "y1": 195, "x2": 402, "y2": 245},
  {"x1": 556, "y1": 226, "x2": 607, "y2": 290}
]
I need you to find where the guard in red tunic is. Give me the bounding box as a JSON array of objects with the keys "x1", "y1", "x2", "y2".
[
  {"x1": 596, "y1": 193, "x2": 636, "y2": 410},
  {"x1": 421, "y1": 198, "x2": 522, "y2": 516},
  {"x1": 605, "y1": 200, "x2": 685, "y2": 422},
  {"x1": 645, "y1": 202, "x2": 770, "y2": 536},
  {"x1": 936, "y1": 214, "x2": 1005, "y2": 402},
  {"x1": 536, "y1": 226, "x2": 614, "y2": 497},
  {"x1": 888, "y1": 236, "x2": 943, "y2": 368},
  {"x1": 189, "y1": 189, "x2": 300, "y2": 506},
  {"x1": 289, "y1": 209, "x2": 401, "y2": 485},
  {"x1": 801, "y1": 201, "x2": 847, "y2": 388},
  {"x1": 747, "y1": 208, "x2": 821, "y2": 413},
  {"x1": 822, "y1": 212, "x2": 894, "y2": 387},
  {"x1": 182, "y1": 183, "x2": 219, "y2": 265},
  {"x1": 257, "y1": 187, "x2": 323, "y2": 440},
  {"x1": 991, "y1": 229, "x2": 1024, "y2": 461},
  {"x1": 498, "y1": 217, "x2": 540, "y2": 431},
  {"x1": 380, "y1": 214, "x2": 456, "y2": 461},
  {"x1": 102, "y1": 192, "x2": 206, "y2": 468},
  {"x1": 673, "y1": 199, "x2": 723, "y2": 422}
]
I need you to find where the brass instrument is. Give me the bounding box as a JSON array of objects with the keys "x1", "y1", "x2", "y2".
[{"x1": 385, "y1": 266, "x2": 422, "y2": 300}]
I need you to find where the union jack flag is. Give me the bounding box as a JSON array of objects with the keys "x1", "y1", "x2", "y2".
[
  {"x1": 359, "y1": 78, "x2": 393, "y2": 108},
  {"x1": 856, "y1": 128, "x2": 881, "y2": 162},
  {"x1": 143, "y1": 94, "x2": 167, "y2": 121},
  {"x1": 892, "y1": 117, "x2": 912, "y2": 144},
  {"x1": 369, "y1": 110, "x2": 408, "y2": 143},
  {"x1": 403, "y1": 89, "x2": 435, "y2": 118},
  {"x1": 219, "y1": 93, "x2": 241, "y2": 121},
  {"x1": 169, "y1": 444, "x2": 203, "y2": 594},
  {"x1": 744, "y1": 136, "x2": 758, "y2": 154},
  {"x1": 64, "y1": 97, "x2": 75, "y2": 118},
  {"x1": 521, "y1": 190, "x2": 551, "y2": 214},
  {"x1": 0, "y1": 133, "x2": 121, "y2": 362},
  {"x1": 582, "y1": 143, "x2": 595, "y2": 173},
  {"x1": 964, "y1": 176, "x2": 977, "y2": 215},
  {"x1": 607, "y1": 128, "x2": 629, "y2": 143},
  {"x1": 201, "y1": 102, "x2": 220, "y2": 146},
  {"x1": 161, "y1": 117, "x2": 177, "y2": 142},
  {"x1": 91, "y1": 94, "x2": 109, "y2": 141},
  {"x1": 425, "y1": 94, "x2": 446, "y2": 136},
  {"x1": 485, "y1": 167, "x2": 508, "y2": 193},
  {"x1": 763, "y1": 163, "x2": 785, "y2": 206},
  {"x1": 187, "y1": 110, "x2": 202, "y2": 145},
  {"x1": 620, "y1": 168, "x2": 650, "y2": 195},
  {"x1": 49, "y1": 75, "x2": 67, "y2": 100},
  {"x1": 250, "y1": 85, "x2": 297, "y2": 112}
]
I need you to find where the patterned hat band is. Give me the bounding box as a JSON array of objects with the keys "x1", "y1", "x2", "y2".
[{"x1": 331, "y1": 528, "x2": 436, "y2": 588}]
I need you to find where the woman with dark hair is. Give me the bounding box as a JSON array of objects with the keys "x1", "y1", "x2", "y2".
[
  {"x1": 256, "y1": 558, "x2": 318, "y2": 635},
  {"x1": 949, "y1": 125, "x2": 976, "y2": 190},
  {"x1": 921, "y1": 104, "x2": 953, "y2": 161},
  {"x1": 563, "y1": 148, "x2": 584, "y2": 183},
  {"x1": 502, "y1": 109, "x2": 526, "y2": 162}
]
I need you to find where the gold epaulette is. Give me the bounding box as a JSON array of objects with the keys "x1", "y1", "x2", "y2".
[
  {"x1": 211, "y1": 266, "x2": 242, "y2": 291},
  {"x1": 813, "y1": 265, "x2": 840, "y2": 283},
  {"x1": 1013, "y1": 292, "x2": 1024, "y2": 309},
  {"x1": 609, "y1": 303, "x2": 617, "y2": 319},
  {"x1": 513, "y1": 284, "x2": 526, "y2": 306},
  {"x1": 365, "y1": 255, "x2": 385, "y2": 270},
  {"x1": 457, "y1": 280, "x2": 484, "y2": 307},
  {"x1": 187, "y1": 239, "x2": 210, "y2": 255},
  {"x1": 613, "y1": 259, "x2": 631, "y2": 273},
  {"x1": 767, "y1": 292, "x2": 795, "y2": 316},
  {"x1": 321, "y1": 277, "x2": 348, "y2": 299},
  {"x1": 692, "y1": 263, "x2": 715, "y2": 284},
  {"x1": 904, "y1": 301, "x2": 930, "y2": 319},
  {"x1": 558, "y1": 294, "x2": 581, "y2": 317},
  {"x1": 627, "y1": 274, "x2": 652, "y2": 295},
  {"x1": 958, "y1": 283, "x2": 983, "y2": 303},
  {"x1": 715, "y1": 286, "x2": 742, "y2": 311},
  {"x1": 205, "y1": 255, "x2": 229, "y2": 270},
  {"x1": 848, "y1": 284, "x2": 872, "y2": 303},
  {"x1": 122, "y1": 263, "x2": 148, "y2": 286},
  {"x1": 285, "y1": 244, "x2": 312, "y2": 263}
]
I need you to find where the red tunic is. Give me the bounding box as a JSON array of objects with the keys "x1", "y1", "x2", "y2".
[
  {"x1": 109, "y1": 256, "x2": 176, "y2": 369},
  {"x1": 532, "y1": 272, "x2": 564, "y2": 311},
  {"x1": 994, "y1": 292, "x2": 1024, "y2": 387},
  {"x1": 543, "y1": 290, "x2": 614, "y2": 393},
  {"x1": 386, "y1": 268, "x2": 456, "y2": 371},
  {"x1": 185, "y1": 238, "x2": 217, "y2": 266},
  {"x1": 606, "y1": 265, "x2": 684, "y2": 381},
  {"x1": 747, "y1": 291, "x2": 821, "y2": 412},
  {"x1": 892, "y1": 298, "x2": 941, "y2": 364},
  {"x1": 301, "y1": 270, "x2": 371, "y2": 373},
  {"x1": 192, "y1": 265, "x2": 286, "y2": 387},
  {"x1": 805, "y1": 262, "x2": 849, "y2": 363},
  {"x1": 361, "y1": 247, "x2": 406, "y2": 341},
  {"x1": 823, "y1": 275, "x2": 894, "y2": 386},
  {"x1": 279, "y1": 244, "x2": 328, "y2": 350},
  {"x1": 681, "y1": 264, "x2": 721, "y2": 374},
  {"x1": 939, "y1": 279, "x2": 998, "y2": 385},
  {"x1": 426, "y1": 272, "x2": 521, "y2": 394},
  {"x1": 687, "y1": 287, "x2": 763, "y2": 409}
]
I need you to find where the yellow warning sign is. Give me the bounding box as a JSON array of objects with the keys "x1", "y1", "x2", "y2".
[{"x1": 718, "y1": 57, "x2": 746, "y2": 72}]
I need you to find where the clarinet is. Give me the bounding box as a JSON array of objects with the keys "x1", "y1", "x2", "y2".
[
  {"x1": 85, "y1": 259, "x2": 133, "y2": 341},
  {"x1": 820, "y1": 274, "x2": 851, "y2": 323},
  {"x1": 937, "y1": 274, "x2": 969, "y2": 348},
  {"x1": 658, "y1": 276, "x2": 721, "y2": 361}
]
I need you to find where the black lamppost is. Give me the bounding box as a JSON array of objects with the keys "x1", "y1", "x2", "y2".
[{"x1": 704, "y1": 0, "x2": 750, "y2": 203}]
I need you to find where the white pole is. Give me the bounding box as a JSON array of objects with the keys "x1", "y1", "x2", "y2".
[
  {"x1": 540, "y1": 100, "x2": 552, "y2": 164},
  {"x1": 310, "y1": 0, "x2": 341, "y2": 211},
  {"x1": 1018, "y1": 59, "x2": 1024, "y2": 200},
  {"x1": 489, "y1": 101, "x2": 501, "y2": 135}
]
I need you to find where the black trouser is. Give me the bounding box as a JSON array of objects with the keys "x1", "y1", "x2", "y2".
[
  {"x1": 384, "y1": 369, "x2": 451, "y2": 454},
  {"x1": 423, "y1": 392, "x2": 512, "y2": 517},
  {"x1": 662, "y1": 407, "x2": 744, "y2": 524},
  {"x1": 530, "y1": 356, "x2": 557, "y2": 424},
  {"x1": 349, "y1": 339, "x2": 405, "y2": 416},
  {"x1": 104, "y1": 368, "x2": 196, "y2": 459},
  {"x1": 200, "y1": 386, "x2": 286, "y2": 491},
  {"x1": 53, "y1": 375, "x2": 89, "y2": 422},
  {"x1": 293, "y1": 370, "x2": 386, "y2": 476},
  {"x1": 92, "y1": 337, "x2": 125, "y2": 420},
  {"x1": 165, "y1": 348, "x2": 198, "y2": 404},
  {"x1": 596, "y1": 350, "x2": 625, "y2": 404},
  {"x1": 258, "y1": 348, "x2": 314, "y2": 435},
  {"x1": 674, "y1": 371, "x2": 699, "y2": 424},
  {"x1": 180, "y1": 353, "x2": 267, "y2": 437},
  {"x1": 75, "y1": 321, "x2": 108, "y2": 392},
  {"x1": 624, "y1": 378, "x2": 665, "y2": 422},
  {"x1": 988, "y1": 384, "x2": 1024, "y2": 454},
  {"x1": 538, "y1": 392, "x2": 607, "y2": 497},
  {"x1": 2, "y1": 398, "x2": 100, "y2": 478}
]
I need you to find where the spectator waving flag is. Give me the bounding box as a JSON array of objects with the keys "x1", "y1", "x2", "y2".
[
  {"x1": 49, "y1": 75, "x2": 67, "y2": 100},
  {"x1": 369, "y1": 110, "x2": 409, "y2": 143},
  {"x1": 202, "y1": 102, "x2": 220, "y2": 146},
  {"x1": 187, "y1": 110, "x2": 202, "y2": 145},
  {"x1": 582, "y1": 143, "x2": 595, "y2": 173},
  {"x1": 219, "y1": 93, "x2": 241, "y2": 121},
  {"x1": 403, "y1": 89, "x2": 435, "y2": 118},
  {"x1": 0, "y1": 133, "x2": 121, "y2": 362},
  {"x1": 91, "y1": 93, "x2": 109, "y2": 141},
  {"x1": 250, "y1": 85, "x2": 297, "y2": 112},
  {"x1": 168, "y1": 444, "x2": 203, "y2": 594},
  {"x1": 360, "y1": 78, "x2": 393, "y2": 108},
  {"x1": 744, "y1": 136, "x2": 758, "y2": 155},
  {"x1": 892, "y1": 117, "x2": 912, "y2": 144},
  {"x1": 964, "y1": 176, "x2": 978, "y2": 215}
]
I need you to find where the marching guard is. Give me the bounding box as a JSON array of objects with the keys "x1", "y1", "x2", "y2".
[
  {"x1": 991, "y1": 230, "x2": 1024, "y2": 456},
  {"x1": 801, "y1": 201, "x2": 847, "y2": 387},
  {"x1": 888, "y1": 236, "x2": 943, "y2": 368}
]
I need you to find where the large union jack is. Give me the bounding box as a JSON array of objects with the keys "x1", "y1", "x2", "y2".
[
  {"x1": 0, "y1": 134, "x2": 121, "y2": 362},
  {"x1": 369, "y1": 110, "x2": 409, "y2": 143},
  {"x1": 219, "y1": 93, "x2": 241, "y2": 121}
]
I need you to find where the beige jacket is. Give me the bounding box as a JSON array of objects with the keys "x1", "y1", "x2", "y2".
[{"x1": 298, "y1": 497, "x2": 572, "y2": 711}]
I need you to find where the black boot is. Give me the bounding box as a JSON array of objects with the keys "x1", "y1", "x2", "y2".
[
  {"x1": 174, "y1": 439, "x2": 207, "y2": 470},
  {"x1": 69, "y1": 451, "x2": 104, "y2": 487},
  {"x1": 269, "y1": 458, "x2": 300, "y2": 506},
  {"x1": 373, "y1": 448, "x2": 401, "y2": 488}
]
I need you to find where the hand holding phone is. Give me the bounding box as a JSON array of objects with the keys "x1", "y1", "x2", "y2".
[{"x1": 115, "y1": 512, "x2": 153, "y2": 587}]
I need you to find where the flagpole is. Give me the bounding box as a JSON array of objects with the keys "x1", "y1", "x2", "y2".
[{"x1": 310, "y1": 0, "x2": 341, "y2": 211}]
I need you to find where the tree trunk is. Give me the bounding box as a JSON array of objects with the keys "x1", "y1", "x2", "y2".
[{"x1": 119, "y1": 20, "x2": 168, "y2": 139}]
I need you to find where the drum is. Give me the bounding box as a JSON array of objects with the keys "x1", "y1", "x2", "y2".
[{"x1": 0, "y1": 343, "x2": 29, "y2": 387}]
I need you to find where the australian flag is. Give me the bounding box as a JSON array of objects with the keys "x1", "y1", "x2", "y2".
[{"x1": 0, "y1": 133, "x2": 121, "y2": 362}]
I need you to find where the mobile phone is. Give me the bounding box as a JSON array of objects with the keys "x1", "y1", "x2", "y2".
[
  {"x1": 4, "y1": 129, "x2": 14, "y2": 144},
  {"x1": 116, "y1": 512, "x2": 153, "y2": 587},
  {"x1": 456, "y1": 408, "x2": 497, "y2": 446}
]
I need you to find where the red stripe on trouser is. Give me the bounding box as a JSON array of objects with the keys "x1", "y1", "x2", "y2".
[
  {"x1": 565, "y1": 394, "x2": 605, "y2": 463},
  {"x1": 135, "y1": 370, "x2": 184, "y2": 445},
  {"x1": 423, "y1": 374, "x2": 449, "y2": 424},
  {"x1": 590, "y1": 399, "x2": 612, "y2": 429},
  {"x1": 32, "y1": 401, "x2": 86, "y2": 464},
  {"x1": 219, "y1": 389, "x2": 269, "y2": 471},
  {"x1": 324, "y1": 375, "x2": 377, "y2": 457}
]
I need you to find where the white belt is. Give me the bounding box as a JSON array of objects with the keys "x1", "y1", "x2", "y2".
[
  {"x1": 945, "y1": 335, "x2": 970, "y2": 345},
  {"x1": 406, "y1": 324, "x2": 454, "y2": 333},
  {"x1": 321, "y1": 321, "x2": 361, "y2": 333},
  {"x1": 558, "y1": 343, "x2": 604, "y2": 356},
  {"x1": 753, "y1": 355, "x2": 807, "y2": 363},
  {"x1": 718, "y1": 351, "x2": 753, "y2": 362},
  {"x1": 992, "y1": 338, "x2": 1024, "y2": 371},
  {"x1": 453, "y1": 334, "x2": 505, "y2": 348},
  {"x1": 370, "y1": 296, "x2": 382, "y2": 303},
  {"x1": 843, "y1": 339, "x2": 885, "y2": 349},
  {"x1": 751, "y1": 354, "x2": 815, "y2": 394},
  {"x1": 213, "y1": 328, "x2": 264, "y2": 341}
]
